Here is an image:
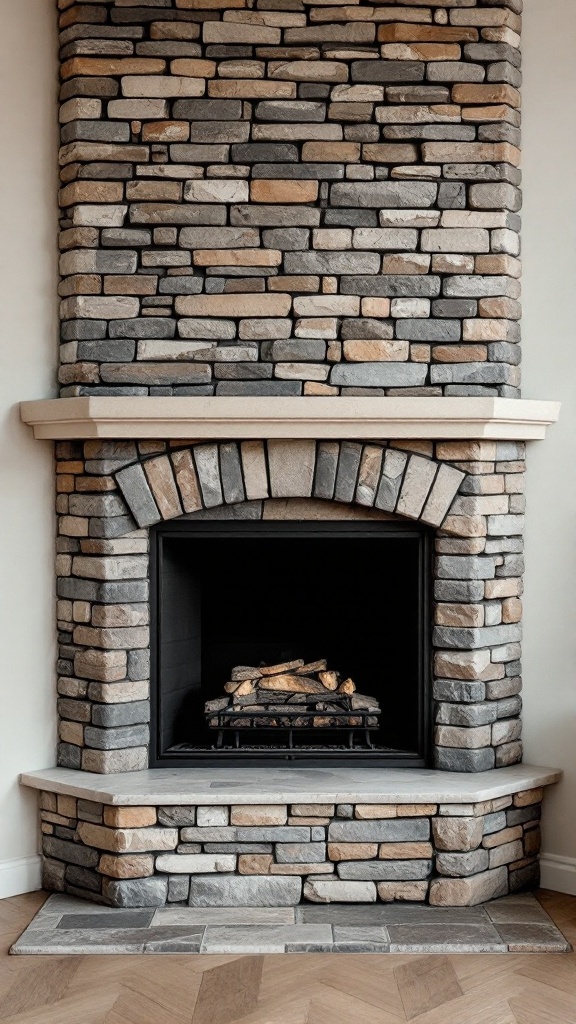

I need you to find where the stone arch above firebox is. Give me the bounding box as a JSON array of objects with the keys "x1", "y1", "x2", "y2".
[{"x1": 114, "y1": 440, "x2": 466, "y2": 537}]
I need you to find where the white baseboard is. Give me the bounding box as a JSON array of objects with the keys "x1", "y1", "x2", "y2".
[
  {"x1": 0, "y1": 856, "x2": 42, "y2": 899},
  {"x1": 540, "y1": 853, "x2": 576, "y2": 896}
]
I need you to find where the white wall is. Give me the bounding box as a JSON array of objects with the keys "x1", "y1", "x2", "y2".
[
  {"x1": 0, "y1": 0, "x2": 58, "y2": 896},
  {"x1": 522, "y1": 0, "x2": 576, "y2": 894}
]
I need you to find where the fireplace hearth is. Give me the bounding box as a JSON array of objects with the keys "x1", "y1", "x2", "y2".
[{"x1": 151, "y1": 519, "x2": 431, "y2": 767}]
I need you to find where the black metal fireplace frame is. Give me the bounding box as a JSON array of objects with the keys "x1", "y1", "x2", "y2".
[{"x1": 149, "y1": 519, "x2": 433, "y2": 768}]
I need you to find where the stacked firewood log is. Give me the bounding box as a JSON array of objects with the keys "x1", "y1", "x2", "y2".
[{"x1": 205, "y1": 659, "x2": 381, "y2": 729}]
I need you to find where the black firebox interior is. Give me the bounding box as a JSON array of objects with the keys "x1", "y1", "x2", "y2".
[{"x1": 150, "y1": 520, "x2": 431, "y2": 767}]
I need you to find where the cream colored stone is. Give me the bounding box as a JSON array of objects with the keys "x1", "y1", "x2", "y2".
[{"x1": 355, "y1": 805, "x2": 397, "y2": 819}]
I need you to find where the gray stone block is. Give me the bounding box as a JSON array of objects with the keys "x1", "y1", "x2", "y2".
[
  {"x1": 275, "y1": 843, "x2": 327, "y2": 864},
  {"x1": 334, "y1": 442, "x2": 362, "y2": 504},
  {"x1": 338, "y1": 861, "x2": 432, "y2": 881},
  {"x1": 351, "y1": 60, "x2": 425, "y2": 83},
  {"x1": 341, "y1": 318, "x2": 393, "y2": 341},
  {"x1": 43, "y1": 837, "x2": 99, "y2": 869},
  {"x1": 507, "y1": 806, "x2": 541, "y2": 827},
  {"x1": 265, "y1": 340, "x2": 326, "y2": 362},
  {"x1": 331, "y1": 181, "x2": 437, "y2": 209},
  {"x1": 336, "y1": 805, "x2": 354, "y2": 819},
  {"x1": 168, "y1": 876, "x2": 190, "y2": 903},
  {"x1": 158, "y1": 807, "x2": 196, "y2": 827},
  {"x1": 434, "y1": 748, "x2": 496, "y2": 773},
  {"x1": 102, "y1": 229, "x2": 151, "y2": 248},
  {"x1": 432, "y1": 300, "x2": 478, "y2": 318},
  {"x1": 483, "y1": 812, "x2": 507, "y2": 835},
  {"x1": 433, "y1": 623, "x2": 522, "y2": 650},
  {"x1": 91, "y1": 701, "x2": 150, "y2": 728},
  {"x1": 110, "y1": 318, "x2": 176, "y2": 339},
  {"x1": 84, "y1": 724, "x2": 149, "y2": 750},
  {"x1": 436, "y1": 851, "x2": 490, "y2": 878},
  {"x1": 57, "y1": 743, "x2": 83, "y2": 769},
  {"x1": 331, "y1": 364, "x2": 427, "y2": 388},
  {"x1": 65, "y1": 864, "x2": 102, "y2": 893},
  {"x1": 219, "y1": 443, "x2": 245, "y2": 505},
  {"x1": 324, "y1": 209, "x2": 378, "y2": 227},
  {"x1": 189, "y1": 875, "x2": 302, "y2": 907},
  {"x1": 62, "y1": 320, "x2": 107, "y2": 341},
  {"x1": 254, "y1": 163, "x2": 343, "y2": 180},
  {"x1": 436, "y1": 556, "x2": 496, "y2": 581},
  {"x1": 341, "y1": 275, "x2": 441, "y2": 297},
  {"x1": 328, "y1": 820, "x2": 430, "y2": 843},
  {"x1": 104, "y1": 877, "x2": 168, "y2": 908},
  {"x1": 464, "y1": 42, "x2": 522, "y2": 68},
  {"x1": 256, "y1": 100, "x2": 326, "y2": 122},
  {"x1": 434, "y1": 580, "x2": 485, "y2": 602},
  {"x1": 180, "y1": 827, "x2": 237, "y2": 842},
  {"x1": 127, "y1": 649, "x2": 150, "y2": 681},
  {"x1": 438, "y1": 182, "x2": 466, "y2": 209},
  {"x1": 173, "y1": 98, "x2": 242, "y2": 120},
  {"x1": 396, "y1": 319, "x2": 461, "y2": 342},
  {"x1": 232, "y1": 143, "x2": 299, "y2": 163},
  {"x1": 285, "y1": 252, "x2": 380, "y2": 275},
  {"x1": 262, "y1": 228, "x2": 310, "y2": 251},
  {"x1": 236, "y1": 827, "x2": 311, "y2": 842},
  {"x1": 487, "y1": 62, "x2": 522, "y2": 88},
  {"x1": 314, "y1": 442, "x2": 339, "y2": 501},
  {"x1": 427, "y1": 61, "x2": 486, "y2": 83},
  {"x1": 435, "y1": 703, "x2": 497, "y2": 727},
  {"x1": 203, "y1": 844, "x2": 272, "y2": 854}
]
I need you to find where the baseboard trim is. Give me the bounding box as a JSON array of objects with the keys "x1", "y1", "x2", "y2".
[
  {"x1": 540, "y1": 853, "x2": 576, "y2": 896},
  {"x1": 0, "y1": 856, "x2": 42, "y2": 899}
]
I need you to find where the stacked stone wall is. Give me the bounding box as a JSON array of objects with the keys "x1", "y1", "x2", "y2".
[
  {"x1": 40, "y1": 789, "x2": 542, "y2": 907},
  {"x1": 57, "y1": 0, "x2": 522, "y2": 397},
  {"x1": 55, "y1": 436, "x2": 526, "y2": 774}
]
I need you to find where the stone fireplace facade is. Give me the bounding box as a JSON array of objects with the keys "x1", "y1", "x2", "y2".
[{"x1": 19, "y1": 0, "x2": 565, "y2": 910}]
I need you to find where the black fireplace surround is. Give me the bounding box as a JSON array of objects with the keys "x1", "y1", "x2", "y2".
[{"x1": 150, "y1": 520, "x2": 431, "y2": 768}]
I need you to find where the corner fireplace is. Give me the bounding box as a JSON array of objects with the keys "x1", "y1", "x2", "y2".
[{"x1": 150, "y1": 519, "x2": 431, "y2": 767}]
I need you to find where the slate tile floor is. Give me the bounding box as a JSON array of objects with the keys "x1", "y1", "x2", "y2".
[{"x1": 11, "y1": 893, "x2": 570, "y2": 955}]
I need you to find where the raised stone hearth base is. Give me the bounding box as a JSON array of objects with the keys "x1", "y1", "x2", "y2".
[{"x1": 23, "y1": 766, "x2": 560, "y2": 909}]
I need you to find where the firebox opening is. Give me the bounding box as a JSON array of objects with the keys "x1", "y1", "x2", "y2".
[{"x1": 151, "y1": 520, "x2": 431, "y2": 767}]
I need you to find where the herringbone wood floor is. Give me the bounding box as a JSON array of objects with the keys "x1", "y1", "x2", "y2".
[{"x1": 0, "y1": 890, "x2": 574, "y2": 1023}]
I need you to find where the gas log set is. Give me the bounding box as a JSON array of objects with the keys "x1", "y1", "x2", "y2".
[{"x1": 204, "y1": 659, "x2": 382, "y2": 749}]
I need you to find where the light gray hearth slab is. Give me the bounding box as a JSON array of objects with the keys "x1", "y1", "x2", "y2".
[
  {"x1": 11, "y1": 893, "x2": 570, "y2": 956},
  {"x1": 20, "y1": 765, "x2": 561, "y2": 807}
]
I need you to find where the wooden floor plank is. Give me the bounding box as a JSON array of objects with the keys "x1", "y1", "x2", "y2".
[
  {"x1": 191, "y1": 956, "x2": 263, "y2": 1024},
  {"x1": 394, "y1": 956, "x2": 462, "y2": 1021}
]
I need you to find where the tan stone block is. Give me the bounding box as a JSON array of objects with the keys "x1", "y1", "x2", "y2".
[
  {"x1": 59, "y1": 181, "x2": 124, "y2": 207},
  {"x1": 238, "y1": 855, "x2": 273, "y2": 875},
  {"x1": 88, "y1": 680, "x2": 149, "y2": 704},
  {"x1": 144, "y1": 455, "x2": 183, "y2": 520},
  {"x1": 452, "y1": 84, "x2": 521, "y2": 109},
  {"x1": 57, "y1": 795, "x2": 78, "y2": 819},
  {"x1": 241, "y1": 440, "x2": 269, "y2": 500},
  {"x1": 98, "y1": 854, "x2": 154, "y2": 879},
  {"x1": 218, "y1": 60, "x2": 266, "y2": 79},
  {"x1": 203, "y1": 22, "x2": 281, "y2": 44},
  {"x1": 287, "y1": 817, "x2": 331, "y2": 826},
  {"x1": 194, "y1": 249, "x2": 282, "y2": 267},
  {"x1": 502, "y1": 597, "x2": 522, "y2": 623},
  {"x1": 230, "y1": 804, "x2": 288, "y2": 825},
  {"x1": 77, "y1": 822, "x2": 177, "y2": 854},
  {"x1": 104, "y1": 276, "x2": 158, "y2": 297},
  {"x1": 379, "y1": 24, "x2": 478, "y2": 43},
  {"x1": 360, "y1": 297, "x2": 391, "y2": 318},
  {"x1": 433, "y1": 345, "x2": 487, "y2": 363},
  {"x1": 328, "y1": 843, "x2": 378, "y2": 861},
  {"x1": 377, "y1": 882, "x2": 429, "y2": 902},
  {"x1": 176, "y1": 294, "x2": 291, "y2": 318},
  {"x1": 250, "y1": 179, "x2": 318, "y2": 204},
  {"x1": 363, "y1": 143, "x2": 418, "y2": 163},
  {"x1": 379, "y1": 843, "x2": 433, "y2": 859},
  {"x1": 75, "y1": 649, "x2": 127, "y2": 683},
  {"x1": 142, "y1": 121, "x2": 190, "y2": 143},
  {"x1": 291, "y1": 804, "x2": 335, "y2": 817},
  {"x1": 435, "y1": 604, "x2": 484, "y2": 628},
  {"x1": 397, "y1": 805, "x2": 437, "y2": 817},
  {"x1": 269, "y1": 275, "x2": 320, "y2": 292},
  {"x1": 61, "y1": 58, "x2": 165, "y2": 79},
  {"x1": 270, "y1": 863, "x2": 333, "y2": 875},
  {"x1": 171, "y1": 59, "x2": 216, "y2": 78},
  {"x1": 435, "y1": 724, "x2": 491, "y2": 749},
  {"x1": 479, "y1": 297, "x2": 521, "y2": 320},
  {"x1": 380, "y1": 42, "x2": 462, "y2": 61},
  {"x1": 355, "y1": 805, "x2": 397, "y2": 819},
  {"x1": 382, "y1": 253, "x2": 431, "y2": 275},
  {"x1": 485, "y1": 578, "x2": 521, "y2": 599},
  {"x1": 432, "y1": 254, "x2": 475, "y2": 274},
  {"x1": 429, "y1": 868, "x2": 507, "y2": 907},
  {"x1": 475, "y1": 254, "x2": 521, "y2": 278},
  {"x1": 121, "y1": 76, "x2": 205, "y2": 99},
  {"x1": 171, "y1": 449, "x2": 203, "y2": 513},
  {"x1": 59, "y1": 721, "x2": 84, "y2": 745},
  {"x1": 513, "y1": 788, "x2": 543, "y2": 808},
  {"x1": 423, "y1": 141, "x2": 521, "y2": 167},
  {"x1": 103, "y1": 807, "x2": 157, "y2": 828},
  {"x1": 92, "y1": 605, "x2": 149, "y2": 628},
  {"x1": 433, "y1": 817, "x2": 484, "y2": 852},
  {"x1": 209, "y1": 79, "x2": 295, "y2": 98},
  {"x1": 461, "y1": 104, "x2": 518, "y2": 124},
  {"x1": 463, "y1": 319, "x2": 508, "y2": 342},
  {"x1": 302, "y1": 141, "x2": 360, "y2": 162},
  {"x1": 343, "y1": 339, "x2": 409, "y2": 362},
  {"x1": 436, "y1": 441, "x2": 496, "y2": 462},
  {"x1": 304, "y1": 383, "x2": 339, "y2": 395}
]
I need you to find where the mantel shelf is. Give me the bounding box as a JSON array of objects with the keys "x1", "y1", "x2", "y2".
[{"x1": 20, "y1": 396, "x2": 560, "y2": 441}]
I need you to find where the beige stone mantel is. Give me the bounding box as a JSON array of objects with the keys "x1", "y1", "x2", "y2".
[{"x1": 20, "y1": 396, "x2": 561, "y2": 441}]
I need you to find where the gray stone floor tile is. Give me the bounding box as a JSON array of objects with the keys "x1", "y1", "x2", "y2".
[
  {"x1": 153, "y1": 906, "x2": 296, "y2": 926},
  {"x1": 387, "y1": 922, "x2": 506, "y2": 954},
  {"x1": 297, "y1": 904, "x2": 486, "y2": 925},
  {"x1": 333, "y1": 926, "x2": 390, "y2": 945},
  {"x1": 494, "y1": 922, "x2": 571, "y2": 952},
  {"x1": 485, "y1": 902, "x2": 552, "y2": 924},
  {"x1": 200, "y1": 924, "x2": 333, "y2": 953},
  {"x1": 57, "y1": 911, "x2": 154, "y2": 930}
]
